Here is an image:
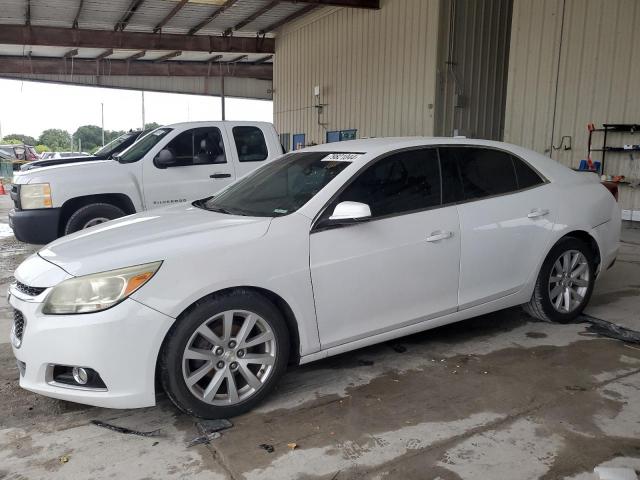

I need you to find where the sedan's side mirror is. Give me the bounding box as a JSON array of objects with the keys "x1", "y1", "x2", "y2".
[
  {"x1": 154, "y1": 149, "x2": 176, "y2": 168},
  {"x1": 329, "y1": 201, "x2": 372, "y2": 222}
]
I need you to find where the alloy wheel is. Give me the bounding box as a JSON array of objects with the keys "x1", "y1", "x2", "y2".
[
  {"x1": 181, "y1": 310, "x2": 276, "y2": 406},
  {"x1": 548, "y1": 249, "x2": 590, "y2": 313}
]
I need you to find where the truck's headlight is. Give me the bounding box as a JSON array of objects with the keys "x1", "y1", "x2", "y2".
[
  {"x1": 20, "y1": 183, "x2": 52, "y2": 209},
  {"x1": 42, "y1": 262, "x2": 162, "y2": 314}
]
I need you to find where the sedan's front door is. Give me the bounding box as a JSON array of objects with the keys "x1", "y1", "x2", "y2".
[{"x1": 310, "y1": 148, "x2": 461, "y2": 349}]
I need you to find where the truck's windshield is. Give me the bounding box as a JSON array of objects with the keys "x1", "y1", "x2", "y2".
[
  {"x1": 95, "y1": 132, "x2": 137, "y2": 157},
  {"x1": 118, "y1": 128, "x2": 172, "y2": 163},
  {"x1": 197, "y1": 151, "x2": 354, "y2": 217}
]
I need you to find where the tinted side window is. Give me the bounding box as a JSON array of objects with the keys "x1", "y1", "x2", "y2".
[
  {"x1": 338, "y1": 148, "x2": 441, "y2": 218},
  {"x1": 439, "y1": 147, "x2": 517, "y2": 201},
  {"x1": 164, "y1": 127, "x2": 226, "y2": 167},
  {"x1": 439, "y1": 148, "x2": 464, "y2": 204},
  {"x1": 233, "y1": 126, "x2": 268, "y2": 162},
  {"x1": 513, "y1": 157, "x2": 544, "y2": 189}
]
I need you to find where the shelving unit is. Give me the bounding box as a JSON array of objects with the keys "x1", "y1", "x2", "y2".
[{"x1": 588, "y1": 123, "x2": 640, "y2": 175}]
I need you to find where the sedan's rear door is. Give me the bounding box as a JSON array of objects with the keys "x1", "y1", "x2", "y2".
[
  {"x1": 439, "y1": 146, "x2": 557, "y2": 309},
  {"x1": 310, "y1": 148, "x2": 461, "y2": 349}
]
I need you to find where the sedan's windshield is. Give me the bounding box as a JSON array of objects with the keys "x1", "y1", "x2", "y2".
[
  {"x1": 118, "y1": 128, "x2": 172, "y2": 163},
  {"x1": 95, "y1": 132, "x2": 137, "y2": 157},
  {"x1": 198, "y1": 151, "x2": 356, "y2": 217}
]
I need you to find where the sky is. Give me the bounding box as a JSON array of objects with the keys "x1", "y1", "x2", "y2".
[{"x1": 0, "y1": 78, "x2": 273, "y2": 140}]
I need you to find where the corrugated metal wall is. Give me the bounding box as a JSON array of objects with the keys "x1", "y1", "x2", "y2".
[
  {"x1": 0, "y1": 73, "x2": 273, "y2": 100},
  {"x1": 435, "y1": 0, "x2": 513, "y2": 140},
  {"x1": 273, "y1": 0, "x2": 441, "y2": 147},
  {"x1": 505, "y1": 0, "x2": 640, "y2": 212}
]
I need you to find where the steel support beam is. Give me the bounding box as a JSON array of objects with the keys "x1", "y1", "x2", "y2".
[
  {"x1": 0, "y1": 25, "x2": 275, "y2": 53},
  {"x1": 0, "y1": 55, "x2": 273, "y2": 80}
]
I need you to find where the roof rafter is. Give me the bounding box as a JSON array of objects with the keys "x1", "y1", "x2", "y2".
[
  {"x1": 0, "y1": 55, "x2": 272, "y2": 80},
  {"x1": 114, "y1": 0, "x2": 145, "y2": 32},
  {"x1": 95, "y1": 48, "x2": 114, "y2": 60},
  {"x1": 154, "y1": 50, "x2": 181, "y2": 62},
  {"x1": 224, "y1": 0, "x2": 280, "y2": 36},
  {"x1": 188, "y1": 0, "x2": 239, "y2": 35},
  {"x1": 259, "y1": 4, "x2": 317, "y2": 34},
  {"x1": 63, "y1": 48, "x2": 79, "y2": 58},
  {"x1": 125, "y1": 50, "x2": 146, "y2": 61},
  {"x1": 72, "y1": 0, "x2": 85, "y2": 29},
  {"x1": 253, "y1": 55, "x2": 273, "y2": 64},
  {"x1": 0, "y1": 25, "x2": 275, "y2": 53},
  {"x1": 153, "y1": 0, "x2": 188, "y2": 33},
  {"x1": 292, "y1": 0, "x2": 379, "y2": 7}
]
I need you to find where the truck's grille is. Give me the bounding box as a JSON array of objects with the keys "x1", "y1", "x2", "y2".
[
  {"x1": 12, "y1": 309, "x2": 25, "y2": 345},
  {"x1": 10, "y1": 184, "x2": 20, "y2": 209},
  {"x1": 15, "y1": 281, "x2": 46, "y2": 297}
]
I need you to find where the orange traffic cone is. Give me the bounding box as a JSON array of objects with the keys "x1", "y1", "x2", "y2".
[{"x1": 0, "y1": 183, "x2": 6, "y2": 195}]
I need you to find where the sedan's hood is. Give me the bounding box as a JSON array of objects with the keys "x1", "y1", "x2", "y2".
[{"x1": 39, "y1": 204, "x2": 272, "y2": 276}]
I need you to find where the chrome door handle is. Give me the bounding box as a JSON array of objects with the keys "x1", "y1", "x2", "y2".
[
  {"x1": 527, "y1": 208, "x2": 549, "y2": 218},
  {"x1": 426, "y1": 231, "x2": 453, "y2": 242},
  {"x1": 210, "y1": 173, "x2": 231, "y2": 179}
]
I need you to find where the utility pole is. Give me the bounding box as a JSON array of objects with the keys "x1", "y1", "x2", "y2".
[
  {"x1": 141, "y1": 91, "x2": 145, "y2": 130},
  {"x1": 221, "y1": 76, "x2": 226, "y2": 121},
  {"x1": 101, "y1": 102, "x2": 105, "y2": 146}
]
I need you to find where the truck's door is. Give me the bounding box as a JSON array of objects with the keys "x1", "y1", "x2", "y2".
[
  {"x1": 223, "y1": 123, "x2": 281, "y2": 179},
  {"x1": 142, "y1": 126, "x2": 236, "y2": 209}
]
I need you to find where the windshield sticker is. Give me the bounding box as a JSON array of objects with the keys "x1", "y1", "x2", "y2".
[
  {"x1": 322, "y1": 153, "x2": 362, "y2": 162},
  {"x1": 274, "y1": 208, "x2": 288, "y2": 214}
]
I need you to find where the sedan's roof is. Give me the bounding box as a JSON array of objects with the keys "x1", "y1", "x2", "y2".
[
  {"x1": 298, "y1": 137, "x2": 578, "y2": 183},
  {"x1": 301, "y1": 137, "x2": 521, "y2": 156}
]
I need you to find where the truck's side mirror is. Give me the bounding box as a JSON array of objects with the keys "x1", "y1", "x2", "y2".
[{"x1": 154, "y1": 149, "x2": 176, "y2": 168}]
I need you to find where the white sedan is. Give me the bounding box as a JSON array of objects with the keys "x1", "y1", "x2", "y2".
[{"x1": 9, "y1": 138, "x2": 620, "y2": 418}]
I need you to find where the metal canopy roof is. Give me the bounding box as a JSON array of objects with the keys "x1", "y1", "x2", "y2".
[{"x1": 0, "y1": 0, "x2": 379, "y2": 86}]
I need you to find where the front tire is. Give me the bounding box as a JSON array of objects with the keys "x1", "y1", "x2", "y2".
[
  {"x1": 64, "y1": 202, "x2": 126, "y2": 235},
  {"x1": 523, "y1": 237, "x2": 595, "y2": 323},
  {"x1": 160, "y1": 291, "x2": 290, "y2": 419}
]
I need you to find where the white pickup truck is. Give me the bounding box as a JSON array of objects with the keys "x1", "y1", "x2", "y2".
[{"x1": 9, "y1": 121, "x2": 283, "y2": 244}]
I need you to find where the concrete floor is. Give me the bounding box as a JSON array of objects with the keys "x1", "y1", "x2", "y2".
[{"x1": 2, "y1": 194, "x2": 640, "y2": 480}]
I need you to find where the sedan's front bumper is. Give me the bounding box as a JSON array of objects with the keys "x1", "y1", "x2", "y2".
[{"x1": 9, "y1": 289, "x2": 175, "y2": 409}]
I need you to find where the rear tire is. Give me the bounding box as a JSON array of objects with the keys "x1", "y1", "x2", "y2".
[
  {"x1": 160, "y1": 291, "x2": 290, "y2": 419},
  {"x1": 64, "y1": 203, "x2": 125, "y2": 235},
  {"x1": 523, "y1": 237, "x2": 595, "y2": 323}
]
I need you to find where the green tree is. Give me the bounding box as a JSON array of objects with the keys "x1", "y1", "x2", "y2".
[
  {"x1": 144, "y1": 122, "x2": 161, "y2": 131},
  {"x1": 73, "y1": 125, "x2": 102, "y2": 152},
  {"x1": 4, "y1": 133, "x2": 37, "y2": 145},
  {"x1": 35, "y1": 145, "x2": 51, "y2": 154},
  {"x1": 3, "y1": 139, "x2": 22, "y2": 145},
  {"x1": 39, "y1": 129, "x2": 71, "y2": 151}
]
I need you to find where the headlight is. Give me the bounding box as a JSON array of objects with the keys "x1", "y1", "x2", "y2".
[
  {"x1": 20, "y1": 183, "x2": 52, "y2": 209},
  {"x1": 42, "y1": 262, "x2": 162, "y2": 314}
]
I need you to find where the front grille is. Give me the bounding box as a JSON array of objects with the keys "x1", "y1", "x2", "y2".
[
  {"x1": 12, "y1": 309, "x2": 25, "y2": 347},
  {"x1": 10, "y1": 184, "x2": 20, "y2": 209},
  {"x1": 15, "y1": 281, "x2": 46, "y2": 297}
]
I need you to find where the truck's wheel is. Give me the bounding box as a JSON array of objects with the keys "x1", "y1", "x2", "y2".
[{"x1": 64, "y1": 203, "x2": 126, "y2": 235}]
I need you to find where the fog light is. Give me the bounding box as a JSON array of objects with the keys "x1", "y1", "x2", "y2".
[{"x1": 72, "y1": 367, "x2": 88, "y2": 385}]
